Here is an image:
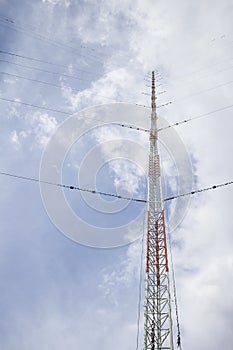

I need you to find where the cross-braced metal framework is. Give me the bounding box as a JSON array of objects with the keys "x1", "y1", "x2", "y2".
[{"x1": 144, "y1": 71, "x2": 174, "y2": 350}]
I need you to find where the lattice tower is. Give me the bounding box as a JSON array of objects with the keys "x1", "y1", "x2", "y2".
[{"x1": 144, "y1": 71, "x2": 174, "y2": 350}]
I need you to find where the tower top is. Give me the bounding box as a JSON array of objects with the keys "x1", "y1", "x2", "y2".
[{"x1": 151, "y1": 71, "x2": 156, "y2": 110}]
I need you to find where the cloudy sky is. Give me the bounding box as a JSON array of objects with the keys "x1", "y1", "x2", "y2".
[{"x1": 1, "y1": 0, "x2": 233, "y2": 349}]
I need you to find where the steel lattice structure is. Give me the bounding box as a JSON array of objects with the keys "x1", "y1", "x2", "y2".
[{"x1": 144, "y1": 71, "x2": 174, "y2": 350}]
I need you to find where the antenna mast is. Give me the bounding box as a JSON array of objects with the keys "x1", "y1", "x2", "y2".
[{"x1": 144, "y1": 71, "x2": 174, "y2": 350}]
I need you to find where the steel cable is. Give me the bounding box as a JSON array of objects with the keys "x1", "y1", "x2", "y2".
[{"x1": 1, "y1": 171, "x2": 233, "y2": 203}]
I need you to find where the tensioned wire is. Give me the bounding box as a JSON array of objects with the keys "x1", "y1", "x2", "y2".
[
  {"x1": 0, "y1": 171, "x2": 233, "y2": 203},
  {"x1": 1, "y1": 96, "x2": 233, "y2": 134}
]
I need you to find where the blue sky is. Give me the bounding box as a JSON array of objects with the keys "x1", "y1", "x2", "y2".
[{"x1": 1, "y1": 0, "x2": 233, "y2": 349}]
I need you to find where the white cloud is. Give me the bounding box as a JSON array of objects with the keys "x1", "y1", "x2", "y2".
[
  {"x1": 9, "y1": 130, "x2": 20, "y2": 149},
  {"x1": 98, "y1": 238, "x2": 144, "y2": 304},
  {"x1": 29, "y1": 112, "x2": 58, "y2": 148},
  {"x1": 3, "y1": 78, "x2": 17, "y2": 84},
  {"x1": 8, "y1": 112, "x2": 58, "y2": 150},
  {"x1": 62, "y1": 67, "x2": 142, "y2": 111},
  {"x1": 42, "y1": 0, "x2": 70, "y2": 7}
]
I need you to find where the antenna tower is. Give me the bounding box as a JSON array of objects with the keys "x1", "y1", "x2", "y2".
[{"x1": 144, "y1": 71, "x2": 174, "y2": 350}]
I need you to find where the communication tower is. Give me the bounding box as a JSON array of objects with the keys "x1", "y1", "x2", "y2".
[{"x1": 144, "y1": 71, "x2": 174, "y2": 350}]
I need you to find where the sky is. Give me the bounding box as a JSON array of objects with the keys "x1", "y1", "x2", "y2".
[{"x1": 0, "y1": 0, "x2": 233, "y2": 349}]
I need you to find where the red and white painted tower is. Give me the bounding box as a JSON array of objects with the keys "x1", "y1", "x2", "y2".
[{"x1": 144, "y1": 71, "x2": 174, "y2": 350}]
